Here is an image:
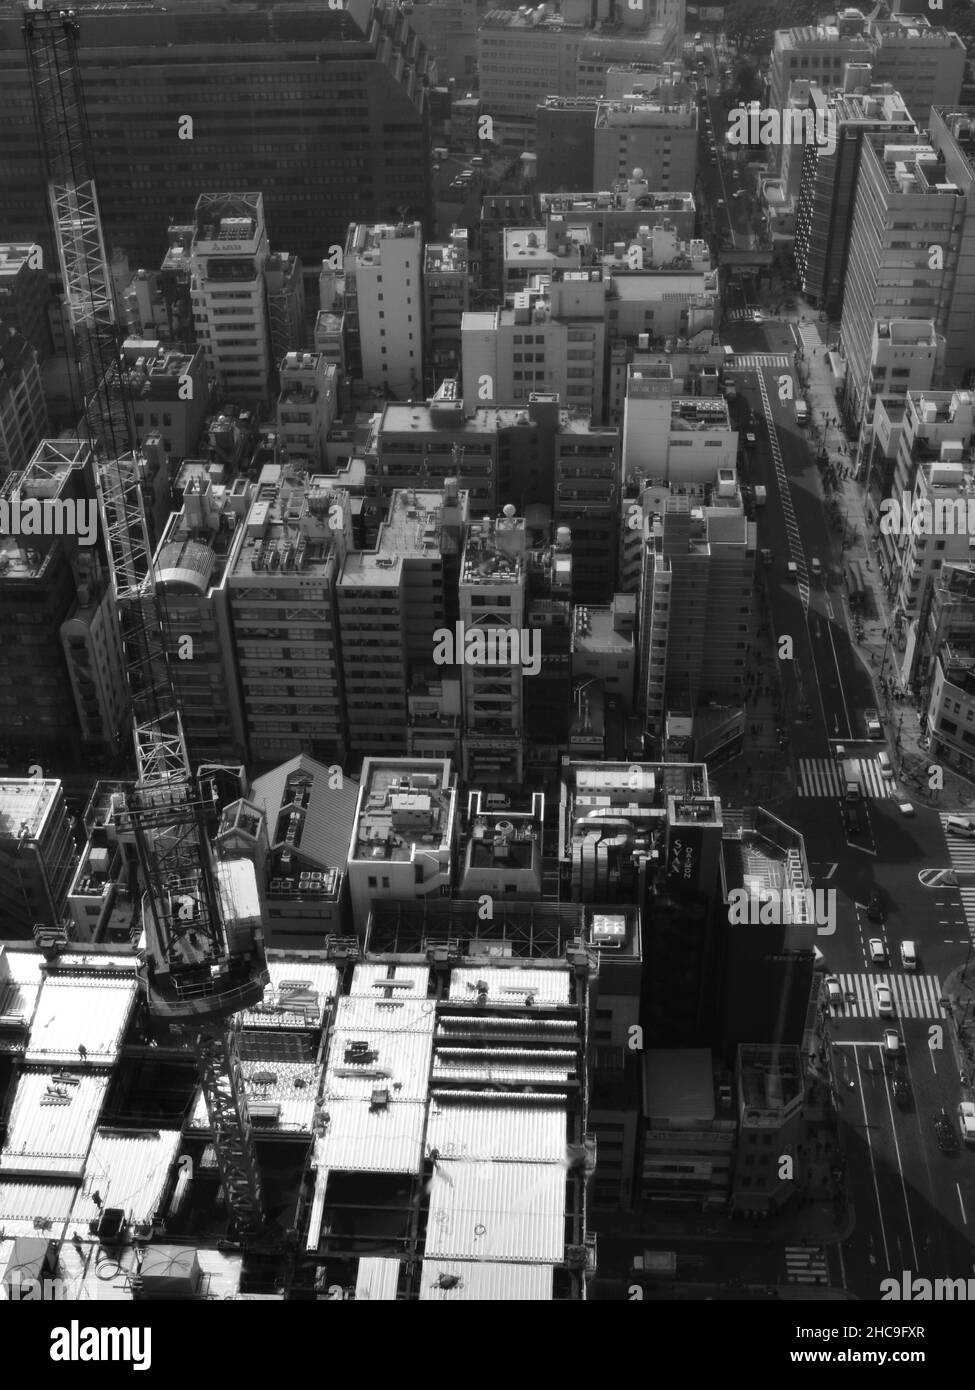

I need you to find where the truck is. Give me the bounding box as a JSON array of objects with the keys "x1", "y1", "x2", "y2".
[
  {"x1": 841, "y1": 759, "x2": 862, "y2": 802},
  {"x1": 794, "y1": 400, "x2": 810, "y2": 426},
  {"x1": 753, "y1": 485, "x2": 767, "y2": 506}
]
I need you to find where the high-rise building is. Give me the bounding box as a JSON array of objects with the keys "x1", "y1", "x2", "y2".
[
  {"x1": 0, "y1": 779, "x2": 76, "y2": 938},
  {"x1": 119, "y1": 342, "x2": 209, "y2": 463},
  {"x1": 228, "y1": 466, "x2": 352, "y2": 768},
  {"x1": 337, "y1": 483, "x2": 467, "y2": 758},
  {"x1": 153, "y1": 465, "x2": 252, "y2": 767},
  {"x1": 0, "y1": 324, "x2": 48, "y2": 478},
  {"x1": 794, "y1": 85, "x2": 916, "y2": 316},
  {"x1": 60, "y1": 546, "x2": 129, "y2": 761},
  {"x1": 188, "y1": 193, "x2": 272, "y2": 408},
  {"x1": 422, "y1": 229, "x2": 471, "y2": 384},
  {"x1": 276, "y1": 352, "x2": 339, "y2": 473},
  {"x1": 0, "y1": 245, "x2": 53, "y2": 361},
  {"x1": 926, "y1": 109, "x2": 975, "y2": 382},
  {"x1": 0, "y1": 440, "x2": 102, "y2": 758},
  {"x1": 344, "y1": 221, "x2": 424, "y2": 399},
  {"x1": 839, "y1": 138, "x2": 969, "y2": 434},
  {"x1": 0, "y1": 0, "x2": 434, "y2": 273}
]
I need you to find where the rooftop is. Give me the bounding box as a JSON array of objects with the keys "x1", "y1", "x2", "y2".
[
  {"x1": 0, "y1": 779, "x2": 60, "y2": 841},
  {"x1": 250, "y1": 753, "x2": 360, "y2": 878},
  {"x1": 353, "y1": 761, "x2": 454, "y2": 864}
]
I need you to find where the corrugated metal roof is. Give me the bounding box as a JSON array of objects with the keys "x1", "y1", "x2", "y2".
[
  {"x1": 0, "y1": 1180, "x2": 77, "y2": 1238},
  {"x1": 0, "y1": 1072, "x2": 108, "y2": 1178},
  {"x1": 425, "y1": 1104, "x2": 568, "y2": 1162},
  {"x1": 250, "y1": 754, "x2": 360, "y2": 870},
  {"x1": 332, "y1": 995, "x2": 437, "y2": 1034},
  {"x1": 315, "y1": 1100, "x2": 425, "y2": 1173},
  {"x1": 241, "y1": 960, "x2": 339, "y2": 1029},
  {"x1": 355, "y1": 1257, "x2": 401, "y2": 1301},
  {"x1": 26, "y1": 974, "x2": 137, "y2": 1065},
  {"x1": 432, "y1": 1061, "x2": 572, "y2": 1085},
  {"x1": 65, "y1": 1130, "x2": 181, "y2": 1234},
  {"x1": 0, "y1": 947, "x2": 43, "y2": 1031},
  {"x1": 349, "y1": 963, "x2": 430, "y2": 996},
  {"x1": 189, "y1": 1060, "x2": 320, "y2": 1133},
  {"x1": 324, "y1": 1030, "x2": 432, "y2": 1102},
  {"x1": 448, "y1": 967, "x2": 571, "y2": 1005},
  {"x1": 418, "y1": 1260, "x2": 554, "y2": 1300},
  {"x1": 424, "y1": 1162, "x2": 566, "y2": 1263}
]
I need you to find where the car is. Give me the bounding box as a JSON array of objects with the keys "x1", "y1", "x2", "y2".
[
  {"x1": 733, "y1": 189, "x2": 747, "y2": 199},
  {"x1": 825, "y1": 976, "x2": 842, "y2": 1006},
  {"x1": 883, "y1": 1028, "x2": 901, "y2": 1062},
  {"x1": 958, "y1": 1101, "x2": 975, "y2": 1142},
  {"x1": 864, "y1": 708, "x2": 882, "y2": 738},
  {"x1": 898, "y1": 800, "x2": 915, "y2": 817},
  {"x1": 893, "y1": 1077, "x2": 911, "y2": 1109},
  {"x1": 935, "y1": 1111, "x2": 960, "y2": 1153},
  {"x1": 809, "y1": 556, "x2": 822, "y2": 578},
  {"x1": 867, "y1": 888, "x2": 884, "y2": 923},
  {"x1": 946, "y1": 816, "x2": 975, "y2": 838},
  {"x1": 874, "y1": 982, "x2": 894, "y2": 1017},
  {"x1": 868, "y1": 937, "x2": 886, "y2": 964},
  {"x1": 716, "y1": 197, "x2": 725, "y2": 207},
  {"x1": 760, "y1": 547, "x2": 773, "y2": 567},
  {"x1": 744, "y1": 429, "x2": 757, "y2": 447}
]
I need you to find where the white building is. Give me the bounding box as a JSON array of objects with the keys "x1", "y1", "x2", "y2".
[
  {"x1": 276, "y1": 351, "x2": 338, "y2": 471},
  {"x1": 345, "y1": 221, "x2": 424, "y2": 399},
  {"x1": 189, "y1": 193, "x2": 271, "y2": 405}
]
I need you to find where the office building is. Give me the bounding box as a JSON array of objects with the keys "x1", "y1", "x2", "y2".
[
  {"x1": 639, "y1": 1050, "x2": 737, "y2": 1209},
  {"x1": 551, "y1": 401, "x2": 620, "y2": 602},
  {"x1": 0, "y1": 246, "x2": 53, "y2": 362},
  {"x1": 571, "y1": 594, "x2": 637, "y2": 712},
  {"x1": 0, "y1": 0, "x2": 434, "y2": 274},
  {"x1": 731, "y1": 1046, "x2": 804, "y2": 1216},
  {"x1": 0, "y1": 441, "x2": 104, "y2": 758},
  {"x1": 153, "y1": 465, "x2": 252, "y2": 767},
  {"x1": 477, "y1": 4, "x2": 682, "y2": 118},
  {"x1": 60, "y1": 545, "x2": 129, "y2": 761},
  {"x1": 347, "y1": 757, "x2": 457, "y2": 936},
  {"x1": 536, "y1": 99, "x2": 599, "y2": 193},
  {"x1": 457, "y1": 790, "x2": 545, "y2": 902},
  {"x1": 622, "y1": 365, "x2": 736, "y2": 485},
  {"x1": 462, "y1": 277, "x2": 607, "y2": 421},
  {"x1": 276, "y1": 352, "x2": 339, "y2": 473},
  {"x1": 634, "y1": 474, "x2": 755, "y2": 754},
  {"x1": 0, "y1": 324, "x2": 48, "y2": 478},
  {"x1": 404, "y1": 0, "x2": 479, "y2": 84},
  {"x1": 344, "y1": 221, "x2": 424, "y2": 399},
  {"x1": 794, "y1": 86, "x2": 916, "y2": 316},
  {"x1": 337, "y1": 483, "x2": 467, "y2": 758},
  {"x1": 265, "y1": 251, "x2": 306, "y2": 367},
  {"x1": 0, "y1": 779, "x2": 76, "y2": 938},
  {"x1": 422, "y1": 229, "x2": 471, "y2": 383},
  {"x1": 926, "y1": 110, "x2": 975, "y2": 382},
  {"x1": 228, "y1": 465, "x2": 352, "y2": 768},
  {"x1": 592, "y1": 97, "x2": 698, "y2": 192},
  {"x1": 119, "y1": 341, "x2": 208, "y2": 463},
  {"x1": 539, "y1": 183, "x2": 698, "y2": 246},
  {"x1": 839, "y1": 138, "x2": 966, "y2": 434}
]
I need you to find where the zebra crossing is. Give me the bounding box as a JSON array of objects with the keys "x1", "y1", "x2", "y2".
[
  {"x1": 726, "y1": 352, "x2": 792, "y2": 368},
  {"x1": 797, "y1": 757, "x2": 894, "y2": 799},
  {"x1": 939, "y1": 814, "x2": 975, "y2": 937},
  {"x1": 829, "y1": 973, "x2": 946, "y2": 1020},
  {"x1": 785, "y1": 1245, "x2": 829, "y2": 1285}
]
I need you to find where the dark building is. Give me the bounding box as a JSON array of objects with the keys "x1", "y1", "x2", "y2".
[
  {"x1": 536, "y1": 97, "x2": 599, "y2": 193},
  {"x1": 1, "y1": 0, "x2": 433, "y2": 277}
]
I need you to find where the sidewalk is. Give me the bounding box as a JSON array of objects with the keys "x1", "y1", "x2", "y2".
[{"x1": 774, "y1": 295, "x2": 975, "y2": 813}]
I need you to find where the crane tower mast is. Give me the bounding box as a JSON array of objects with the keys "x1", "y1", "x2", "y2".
[{"x1": 24, "y1": 5, "x2": 268, "y2": 1231}]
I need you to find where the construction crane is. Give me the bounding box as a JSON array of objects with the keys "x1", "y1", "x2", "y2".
[{"x1": 24, "y1": 5, "x2": 269, "y2": 1231}]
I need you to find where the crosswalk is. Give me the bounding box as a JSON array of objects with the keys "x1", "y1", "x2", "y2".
[
  {"x1": 797, "y1": 757, "x2": 894, "y2": 799},
  {"x1": 785, "y1": 1245, "x2": 828, "y2": 1285},
  {"x1": 829, "y1": 973, "x2": 946, "y2": 1020},
  {"x1": 939, "y1": 813, "x2": 975, "y2": 937},
  {"x1": 726, "y1": 352, "x2": 793, "y2": 368}
]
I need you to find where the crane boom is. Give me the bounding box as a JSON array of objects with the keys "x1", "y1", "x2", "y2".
[{"x1": 24, "y1": 4, "x2": 267, "y2": 1229}]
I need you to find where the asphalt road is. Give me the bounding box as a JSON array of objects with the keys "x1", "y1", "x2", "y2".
[{"x1": 722, "y1": 311, "x2": 975, "y2": 1293}]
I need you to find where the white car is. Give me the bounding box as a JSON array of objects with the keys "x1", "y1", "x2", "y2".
[
  {"x1": 898, "y1": 801, "x2": 915, "y2": 817},
  {"x1": 809, "y1": 557, "x2": 822, "y2": 578},
  {"x1": 874, "y1": 982, "x2": 894, "y2": 1017},
  {"x1": 868, "y1": 938, "x2": 886, "y2": 965},
  {"x1": 864, "y1": 708, "x2": 882, "y2": 738},
  {"x1": 825, "y1": 976, "x2": 842, "y2": 1006}
]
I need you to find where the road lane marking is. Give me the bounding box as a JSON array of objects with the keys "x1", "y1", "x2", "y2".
[
  {"x1": 958, "y1": 1184, "x2": 967, "y2": 1225},
  {"x1": 854, "y1": 1045, "x2": 891, "y2": 1269}
]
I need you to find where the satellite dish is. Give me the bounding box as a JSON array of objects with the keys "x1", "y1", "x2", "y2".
[{"x1": 502, "y1": 503, "x2": 517, "y2": 517}]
